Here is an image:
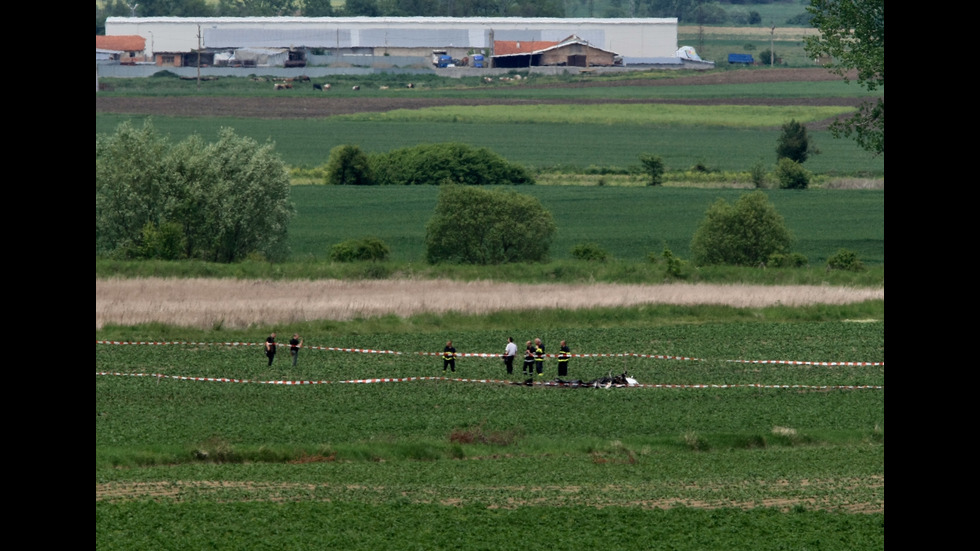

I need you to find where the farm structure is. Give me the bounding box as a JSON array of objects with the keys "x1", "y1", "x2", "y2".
[
  {"x1": 492, "y1": 36, "x2": 620, "y2": 68},
  {"x1": 95, "y1": 35, "x2": 146, "y2": 63},
  {"x1": 104, "y1": 16, "x2": 678, "y2": 67}
]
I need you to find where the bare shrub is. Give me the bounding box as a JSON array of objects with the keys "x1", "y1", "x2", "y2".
[{"x1": 449, "y1": 423, "x2": 522, "y2": 446}]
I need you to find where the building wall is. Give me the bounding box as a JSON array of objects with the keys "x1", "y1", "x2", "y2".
[
  {"x1": 105, "y1": 17, "x2": 678, "y2": 60},
  {"x1": 539, "y1": 45, "x2": 615, "y2": 67}
]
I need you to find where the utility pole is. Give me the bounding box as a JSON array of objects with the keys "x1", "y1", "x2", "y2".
[
  {"x1": 770, "y1": 23, "x2": 775, "y2": 67},
  {"x1": 697, "y1": 1, "x2": 705, "y2": 56},
  {"x1": 197, "y1": 25, "x2": 202, "y2": 90}
]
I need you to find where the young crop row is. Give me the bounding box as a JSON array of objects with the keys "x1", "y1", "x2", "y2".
[
  {"x1": 96, "y1": 317, "x2": 884, "y2": 448},
  {"x1": 96, "y1": 500, "x2": 884, "y2": 550},
  {"x1": 96, "y1": 315, "x2": 884, "y2": 549}
]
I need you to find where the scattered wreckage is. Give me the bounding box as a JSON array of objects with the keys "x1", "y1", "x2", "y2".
[{"x1": 513, "y1": 370, "x2": 638, "y2": 388}]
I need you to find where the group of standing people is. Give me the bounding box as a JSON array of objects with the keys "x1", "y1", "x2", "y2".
[
  {"x1": 262, "y1": 333, "x2": 568, "y2": 376},
  {"x1": 500, "y1": 337, "x2": 570, "y2": 378},
  {"x1": 265, "y1": 332, "x2": 303, "y2": 366},
  {"x1": 444, "y1": 337, "x2": 571, "y2": 378}
]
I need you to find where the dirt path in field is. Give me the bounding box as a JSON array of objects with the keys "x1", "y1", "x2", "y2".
[{"x1": 96, "y1": 278, "x2": 883, "y2": 329}]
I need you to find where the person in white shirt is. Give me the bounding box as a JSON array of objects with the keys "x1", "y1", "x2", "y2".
[{"x1": 503, "y1": 337, "x2": 518, "y2": 376}]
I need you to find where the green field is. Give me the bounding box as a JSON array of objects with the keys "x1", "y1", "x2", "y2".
[
  {"x1": 285, "y1": 186, "x2": 883, "y2": 265},
  {"x1": 97, "y1": 58, "x2": 884, "y2": 549},
  {"x1": 97, "y1": 308, "x2": 884, "y2": 550},
  {"x1": 96, "y1": 114, "x2": 883, "y2": 176},
  {"x1": 96, "y1": 75, "x2": 884, "y2": 175}
]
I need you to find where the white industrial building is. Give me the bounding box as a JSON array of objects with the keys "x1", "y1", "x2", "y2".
[{"x1": 105, "y1": 17, "x2": 679, "y2": 65}]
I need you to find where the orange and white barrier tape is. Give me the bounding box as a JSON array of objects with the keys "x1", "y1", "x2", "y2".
[
  {"x1": 95, "y1": 372, "x2": 882, "y2": 390},
  {"x1": 96, "y1": 341, "x2": 883, "y2": 368}
]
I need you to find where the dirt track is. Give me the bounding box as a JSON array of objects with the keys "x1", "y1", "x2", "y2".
[{"x1": 95, "y1": 68, "x2": 862, "y2": 120}]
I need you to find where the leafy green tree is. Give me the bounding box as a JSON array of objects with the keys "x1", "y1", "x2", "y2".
[
  {"x1": 691, "y1": 2, "x2": 728, "y2": 24},
  {"x1": 330, "y1": 237, "x2": 390, "y2": 262},
  {"x1": 826, "y1": 248, "x2": 865, "y2": 271},
  {"x1": 637, "y1": 0, "x2": 700, "y2": 22},
  {"x1": 217, "y1": 0, "x2": 297, "y2": 16},
  {"x1": 776, "y1": 119, "x2": 815, "y2": 164},
  {"x1": 97, "y1": 0, "x2": 132, "y2": 33},
  {"x1": 381, "y1": 0, "x2": 440, "y2": 16},
  {"x1": 662, "y1": 247, "x2": 684, "y2": 279},
  {"x1": 302, "y1": 0, "x2": 335, "y2": 15},
  {"x1": 425, "y1": 185, "x2": 556, "y2": 265},
  {"x1": 805, "y1": 0, "x2": 884, "y2": 154},
  {"x1": 690, "y1": 191, "x2": 793, "y2": 266},
  {"x1": 325, "y1": 145, "x2": 375, "y2": 186},
  {"x1": 749, "y1": 159, "x2": 768, "y2": 188},
  {"x1": 186, "y1": 128, "x2": 294, "y2": 262},
  {"x1": 372, "y1": 143, "x2": 533, "y2": 186},
  {"x1": 343, "y1": 0, "x2": 381, "y2": 15},
  {"x1": 453, "y1": 0, "x2": 501, "y2": 16},
  {"x1": 758, "y1": 48, "x2": 778, "y2": 66},
  {"x1": 505, "y1": 0, "x2": 564, "y2": 16},
  {"x1": 135, "y1": 221, "x2": 187, "y2": 260},
  {"x1": 639, "y1": 154, "x2": 665, "y2": 186},
  {"x1": 774, "y1": 158, "x2": 811, "y2": 190},
  {"x1": 96, "y1": 120, "x2": 171, "y2": 255},
  {"x1": 570, "y1": 242, "x2": 610, "y2": 262},
  {"x1": 129, "y1": 0, "x2": 215, "y2": 16},
  {"x1": 97, "y1": 121, "x2": 294, "y2": 262}
]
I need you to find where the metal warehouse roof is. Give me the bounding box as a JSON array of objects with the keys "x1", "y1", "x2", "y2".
[{"x1": 105, "y1": 17, "x2": 679, "y2": 59}]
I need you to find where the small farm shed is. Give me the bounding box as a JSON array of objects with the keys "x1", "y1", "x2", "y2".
[
  {"x1": 232, "y1": 48, "x2": 289, "y2": 67},
  {"x1": 153, "y1": 50, "x2": 215, "y2": 67},
  {"x1": 492, "y1": 36, "x2": 619, "y2": 68},
  {"x1": 95, "y1": 35, "x2": 146, "y2": 63}
]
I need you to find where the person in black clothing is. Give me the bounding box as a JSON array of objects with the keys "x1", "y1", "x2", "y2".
[
  {"x1": 289, "y1": 333, "x2": 303, "y2": 366},
  {"x1": 265, "y1": 332, "x2": 277, "y2": 366},
  {"x1": 443, "y1": 340, "x2": 457, "y2": 373},
  {"x1": 557, "y1": 340, "x2": 571, "y2": 377},
  {"x1": 523, "y1": 340, "x2": 535, "y2": 377}
]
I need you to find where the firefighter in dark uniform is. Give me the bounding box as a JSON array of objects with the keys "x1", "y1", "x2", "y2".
[
  {"x1": 557, "y1": 340, "x2": 571, "y2": 377},
  {"x1": 523, "y1": 341, "x2": 535, "y2": 377},
  {"x1": 534, "y1": 338, "x2": 545, "y2": 377},
  {"x1": 443, "y1": 340, "x2": 457, "y2": 373}
]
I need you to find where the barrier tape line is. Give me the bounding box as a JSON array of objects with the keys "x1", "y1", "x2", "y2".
[
  {"x1": 96, "y1": 340, "x2": 884, "y2": 368},
  {"x1": 95, "y1": 372, "x2": 882, "y2": 390}
]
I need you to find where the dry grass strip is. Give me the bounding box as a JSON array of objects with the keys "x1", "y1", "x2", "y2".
[{"x1": 96, "y1": 278, "x2": 883, "y2": 330}]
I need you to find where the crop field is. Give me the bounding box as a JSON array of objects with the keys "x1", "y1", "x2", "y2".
[
  {"x1": 97, "y1": 114, "x2": 884, "y2": 174},
  {"x1": 96, "y1": 68, "x2": 885, "y2": 174},
  {"x1": 96, "y1": 311, "x2": 883, "y2": 550},
  {"x1": 97, "y1": 66, "x2": 884, "y2": 549},
  {"x1": 287, "y1": 186, "x2": 884, "y2": 264}
]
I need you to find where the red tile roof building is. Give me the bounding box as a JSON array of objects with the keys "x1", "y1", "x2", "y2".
[
  {"x1": 96, "y1": 35, "x2": 145, "y2": 52},
  {"x1": 492, "y1": 40, "x2": 559, "y2": 56}
]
